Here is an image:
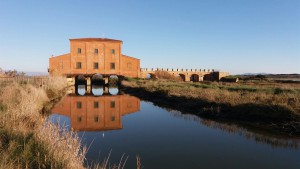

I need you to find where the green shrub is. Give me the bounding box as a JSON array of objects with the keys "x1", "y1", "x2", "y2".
[
  {"x1": 0, "y1": 103, "x2": 6, "y2": 112},
  {"x1": 255, "y1": 75, "x2": 267, "y2": 79},
  {"x1": 227, "y1": 86, "x2": 257, "y2": 92},
  {"x1": 274, "y1": 87, "x2": 283, "y2": 95}
]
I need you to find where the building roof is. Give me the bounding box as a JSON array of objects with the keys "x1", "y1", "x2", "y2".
[
  {"x1": 69, "y1": 38, "x2": 123, "y2": 43},
  {"x1": 50, "y1": 53, "x2": 70, "y2": 58},
  {"x1": 122, "y1": 54, "x2": 140, "y2": 60}
]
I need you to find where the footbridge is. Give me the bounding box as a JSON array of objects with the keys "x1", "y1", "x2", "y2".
[{"x1": 140, "y1": 68, "x2": 229, "y2": 82}]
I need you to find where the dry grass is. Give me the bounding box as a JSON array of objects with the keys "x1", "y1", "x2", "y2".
[
  {"x1": 136, "y1": 155, "x2": 142, "y2": 169},
  {"x1": 38, "y1": 121, "x2": 86, "y2": 168},
  {"x1": 91, "y1": 152, "x2": 129, "y2": 169},
  {"x1": 122, "y1": 79, "x2": 300, "y2": 135},
  {"x1": 0, "y1": 83, "x2": 48, "y2": 134},
  {"x1": 0, "y1": 76, "x2": 142, "y2": 169},
  {"x1": 122, "y1": 79, "x2": 300, "y2": 127},
  {"x1": 123, "y1": 80, "x2": 300, "y2": 114},
  {"x1": 0, "y1": 76, "x2": 86, "y2": 168},
  {"x1": 47, "y1": 75, "x2": 68, "y2": 100}
]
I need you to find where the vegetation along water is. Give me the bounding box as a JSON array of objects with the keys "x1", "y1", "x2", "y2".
[
  {"x1": 50, "y1": 82, "x2": 300, "y2": 169},
  {"x1": 0, "y1": 76, "x2": 88, "y2": 168},
  {"x1": 122, "y1": 77, "x2": 300, "y2": 136},
  {"x1": 1, "y1": 74, "x2": 300, "y2": 168}
]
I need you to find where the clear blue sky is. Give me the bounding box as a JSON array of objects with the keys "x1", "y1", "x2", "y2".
[{"x1": 0, "y1": 0, "x2": 299, "y2": 74}]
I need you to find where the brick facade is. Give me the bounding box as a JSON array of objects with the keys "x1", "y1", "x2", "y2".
[{"x1": 49, "y1": 38, "x2": 140, "y2": 78}]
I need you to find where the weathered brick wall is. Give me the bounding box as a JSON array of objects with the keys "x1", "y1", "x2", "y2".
[
  {"x1": 49, "y1": 38, "x2": 141, "y2": 78},
  {"x1": 139, "y1": 68, "x2": 225, "y2": 81},
  {"x1": 49, "y1": 53, "x2": 71, "y2": 75},
  {"x1": 120, "y1": 55, "x2": 140, "y2": 78}
]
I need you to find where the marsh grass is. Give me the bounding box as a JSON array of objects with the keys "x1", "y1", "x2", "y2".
[
  {"x1": 122, "y1": 79, "x2": 300, "y2": 135},
  {"x1": 123, "y1": 80, "x2": 300, "y2": 112},
  {"x1": 0, "y1": 128, "x2": 64, "y2": 168},
  {"x1": 90, "y1": 152, "x2": 129, "y2": 169},
  {"x1": 0, "y1": 76, "x2": 142, "y2": 169},
  {"x1": 0, "y1": 77, "x2": 87, "y2": 169}
]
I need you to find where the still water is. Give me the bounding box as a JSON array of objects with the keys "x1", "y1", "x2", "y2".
[{"x1": 49, "y1": 85, "x2": 300, "y2": 169}]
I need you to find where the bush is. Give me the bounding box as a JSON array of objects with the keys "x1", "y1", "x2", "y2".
[
  {"x1": 0, "y1": 103, "x2": 6, "y2": 112},
  {"x1": 154, "y1": 71, "x2": 181, "y2": 81},
  {"x1": 47, "y1": 76, "x2": 68, "y2": 100},
  {"x1": 274, "y1": 87, "x2": 283, "y2": 95},
  {"x1": 255, "y1": 75, "x2": 267, "y2": 79}
]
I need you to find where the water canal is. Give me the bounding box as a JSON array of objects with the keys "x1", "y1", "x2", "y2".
[{"x1": 49, "y1": 85, "x2": 300, "y2": 169}]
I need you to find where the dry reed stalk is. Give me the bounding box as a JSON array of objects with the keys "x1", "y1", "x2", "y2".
[
  {"x1": 136, "y1": 155, "x2": 142, "y2": 169},
  {"x1": 0, "y1": 77, "x2": 88, "y2": 168},
  {"x1": 38, "y1": 121, "x2": 86, "y2": 169},
  {"x1": 0, "y1": 77, "x2": 140, "y2": 169}
]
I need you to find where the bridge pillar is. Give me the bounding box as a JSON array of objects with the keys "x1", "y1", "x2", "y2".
[
  {"x1": 117, "y1": 76, "x2": 124, "y2": 85},
  {"x1": 86, "y1": 77, "x2": 91, "y2": 86},
  {"x1": 104, "y1": 77, "x2": 109, "y2": 85},
  {"x1": 199, "y1": 76, "x2": 204, "y2": 81},
  {"x1": 86, "y1": 85, "x2": 91, "y2": 94},
  {"x1": 67, "y1": 77, "x2": 75, "y2": 86},
  {"x1": 104, "y1": 86, "x2": 109, "y2": 94},
  {"x1": 185, "y1": 75, "x2": 190, "y2": 82}
]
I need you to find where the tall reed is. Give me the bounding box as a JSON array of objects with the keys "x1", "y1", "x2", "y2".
[
  {"x1": 0, "y1": 77, "x2": 86, "y2": 168},
  {"x1": 0, "y1": 76, "x2": 142, "y2": 169}
]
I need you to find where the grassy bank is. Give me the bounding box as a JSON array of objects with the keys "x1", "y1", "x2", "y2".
[
  {"x1": 0, "y1": 76, "x2": 87, "y2": 168},
  {"x1": 122, "y1": 79, "x2": 300, "y2": 135},
  {"x1": 0, "y1": 76, "x2": 142, "y2": 169}
]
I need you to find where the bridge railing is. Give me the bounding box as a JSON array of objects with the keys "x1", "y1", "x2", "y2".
[{"x1": 140, "y1": 68, "x2": 215, "y2": 72}]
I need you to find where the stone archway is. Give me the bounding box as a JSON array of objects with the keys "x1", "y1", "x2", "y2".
[
  {"x1": 178, "y1": 74, "x2": 186, "y2": 81},
  {"x1": 190, "y1": 74, "x2": 200, "y2": 82},
  {"x1": 146, "y1": 73, "x2": 156, "y2": 79},
  {"x1": 108, "y1": 75, "x2": 119, "y2": 85},
  {"x1": 75, "y1": 75, "x2": 87, "y2": 85},
  {"x1": 91, "y1": 74, "x2": 104, "y2": 85}
]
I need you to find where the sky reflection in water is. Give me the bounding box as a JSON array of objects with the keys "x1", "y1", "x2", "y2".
[{"x1": 49, "y1": 85, "x2": 300, "y2": 169}]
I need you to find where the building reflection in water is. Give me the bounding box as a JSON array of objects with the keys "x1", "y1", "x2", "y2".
[{"x1": 51, "y1": 85, "x2": 140, "y2": 131}]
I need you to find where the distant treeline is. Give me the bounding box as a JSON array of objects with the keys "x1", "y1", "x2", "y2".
[
  {"x1": 0, "y1": 67, "x2": 26, "y2": 77},
  {"x1": 236, "y1": 74, "x2": 300, "y2": 79}
]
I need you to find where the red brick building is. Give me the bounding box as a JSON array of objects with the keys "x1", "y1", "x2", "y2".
[{"x1": 49, "y1": 38, "x2": 140, "y2": 78}]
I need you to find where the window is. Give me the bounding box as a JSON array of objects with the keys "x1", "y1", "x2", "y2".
[
  {"x1": 110, "y1": 101, "x2": 115, "y2": 108},
  {"x1": 78, "y1": 48, "x2": 81, "y2": 54},
  {"x1": 94, "y1": 101, "x2": 99, "y2": 108},
  {"x1": 111, "y1": 49, "x2": 115, "y2": 55},
  {"x1": 110, "y1": 63, "x2": 115, "y2": 70},
  {"x1": 111, "y1": 116, "x2": 115, "y2": 121},
  {"x1": 77, "y1": 116, "x2": 82, "y2": 123},
  {"x1": 94, "y1": 62, "x2": 99, "y2": 69},
  {"x1": 127, "y1": 63, "x2": 132, "y2": 69},
  {"x1": 94, "y1": 116, "x2": 99, "y2": 123},
  {"x1": 94, "y1": 48, "x2": 98, "y2": 54},
  {"x1": 77, "y1": 101, "x2": 82, "y2": 109},
  {"x1": 76, "y1": 62, "x2": 82, "y2": 69}
]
